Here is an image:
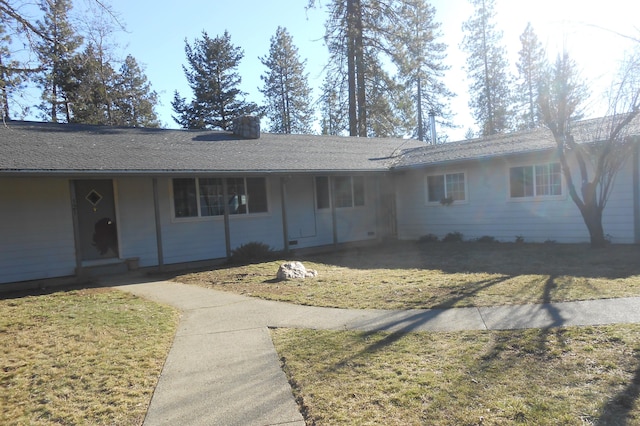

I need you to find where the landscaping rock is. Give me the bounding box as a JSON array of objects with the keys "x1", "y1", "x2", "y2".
[{"x1": 276, "y1": 261, "x2": 318, "y2": 281}]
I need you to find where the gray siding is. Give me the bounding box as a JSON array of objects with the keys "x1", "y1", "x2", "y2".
[
  {"x1": 396, "y1": 152, "x2": 636, "y2": 244},
  {"x1": 0, "y1": 177, "x2": 76, "y2": 284},
  {"x1": 115, "y1": 177, "x2": 160, "y2": 267}
]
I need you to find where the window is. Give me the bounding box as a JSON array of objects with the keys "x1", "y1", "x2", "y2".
[
  {"x1": 173, "y1": 178, "x2": 198, "y2": 218},
  {"x1": 510, "y1": 163, "x2": 561, "y2": 198},
  {"x1": 315, "y1": 176, "x2": 330, "y2": 209},
  {"x1": 315, "y1": 176, "x2": 365, "y2": 209},
  {"x1": 426, "y1": 172, "x2": 466, "y2": 203},
  {"x1": 172, "y1": 177, "x2": 268, "y2": 218}
]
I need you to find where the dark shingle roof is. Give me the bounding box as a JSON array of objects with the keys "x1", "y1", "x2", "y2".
[
  {"x1": 2, "y1": 116, "x2": 638, "y2": 176},
  {"x1": 0, "y1": 121, "x2": 423, "y2": 175},
  {"x1": 393, "y1": 127, "x2": 556, "y2": 169},
  {"x1": 393, "y1": 115, "x2": 640, "y2": 169}
]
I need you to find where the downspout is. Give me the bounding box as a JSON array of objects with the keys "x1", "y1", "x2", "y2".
[
  {"x1": 222, "y1": 177, "x2": 232, "y2": 258},
  {"x1": 280, "y1": 177, "x2": 290, "y2": 253},
  {"x1": 634, "y1": 140, "x2": 640, "y2": 243},
  {"x1": 152, "y1": 178, "x2": 164, "y2": 271}
]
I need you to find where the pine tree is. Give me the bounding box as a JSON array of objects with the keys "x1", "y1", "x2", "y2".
[
  {"x1": 322, "y1": 0, "x2": 399, "y2": 137},
  {"x1": 112, "y1": 55, "x2": 159, "y2": 127},
  {"x1": 319, "y1": 74, "x2": 348, "y2": 135},
  {"x1": 259, "y1": 27, "x2": 314, "y2": 134},
  {"x1": 69, "y1": 43, "x2": 114, "y2": 124},
  {"x1": 34, "y1": 0, "x2": 83, "y2": 123},
  {"x1": 461, "y1": 0, "x2": 512, "y2": 136},
  {"x1": 392, "y1": 0, "x2": 454, "y2": 141},
  {"x1": 172, "y1": 30, "x2": 258, "y2": 130},
  {"x1": 514, "y1": 22, "x2": 548, "y2": 130},
  {"x1": 0, "y1": 24, "x2": 26, "y2": 120}
]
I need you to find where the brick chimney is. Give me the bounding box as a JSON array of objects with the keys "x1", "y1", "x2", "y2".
[{"x1": 232, "y1": 115, "x2": 260, "y2": 139}]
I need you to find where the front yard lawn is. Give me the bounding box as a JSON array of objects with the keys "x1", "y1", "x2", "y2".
[
  {"x1": 174, "y1": 242, "x2": 640, "y2": 309},
  {"x1": 0, "y1": 288, "x2": 179, "y2": 425},
  {"x1": 175, "y1": 242, "x2": 640, "y2": 425}
]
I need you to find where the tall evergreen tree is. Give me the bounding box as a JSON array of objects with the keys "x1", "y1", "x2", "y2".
[
  {"x1": 111, "y1": 55, "x2": 159, "y2": 127},
  {"x1": 322, "y1": 0, "x2": 403, "y2": 137},
  {"x1": 392, "y1": 0, "x2": 454, "y2": 141},
  {"x1": 259, "y1": 26, "x2": 314, "y2": 134},
  {"x1": 0, "y1": 23, "x2": 26, "y2": 120},
  {"x1": 172, "y1": 30, "x2": 258, "y2": 130},
  {"x1": 34, "y1": 0, "x2": 83, "y2": 123},
  {"x1": 461, "y1": 0, "x2": 512, "y2": 136},
  {"x1": 514, "y1": 22, "x2": 548, "y2": 130},
  {"x1": 319, "y1": 73, "x2": 348, "y2": 135},
  {"x1": 69, "y1": 43, "x2": 114, "y2": 124}
]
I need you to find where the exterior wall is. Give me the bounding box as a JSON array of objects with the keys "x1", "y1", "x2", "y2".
[
  {"x1": 228, "y1": 177, "x2": 285, "y2": 251},
  {"x1": 114, "y1": 177, "x2": 159, "y2": 267},
  {"x1": 395, "y1": 151, "x2": 636, "y2": 244},
  {"x1": 602, "y1": 158, "x2": 635, "y2": 244},
  {"x1": 0, "y1": 177, "x2": 76, "y2": 284},
  {"x1": 156, "y1": 176, "x2": 285, "y2": 264},
  {"x1": 284, "y1": 175, "x2": 379, "y2": 250}
]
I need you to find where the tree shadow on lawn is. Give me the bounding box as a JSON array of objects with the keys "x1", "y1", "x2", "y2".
[
  {"x1": 312, "y1": 273, "x2": 640, "y2": 423},
  {"x1": 597, "y1": 361, "x2": 640, "y2": 425},
  {"x1": 302, "y1": 241, "x2": 640, "y2": 280},
  {"x1": 316, "y1": 319, "x2": 640, "y2": 423}
]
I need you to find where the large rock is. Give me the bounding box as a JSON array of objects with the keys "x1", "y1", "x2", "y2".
[{"x1": 276, "y1": 261, "x2": 318, "y2": 281}]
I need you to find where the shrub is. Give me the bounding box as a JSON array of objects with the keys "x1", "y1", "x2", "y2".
[
  {"x1": 476, "y1": 235, "x2": 497, "y2": 243},
  {"x1": 442, "y1": 231, "x2": 464, "y2": 243},
  {"x1": 515, "y1": 235, "x2": 525, "y2": 244},
  {"x1": 229, "y1": 242, "x2": 276, "y2": 264},
  {"x1": 418, "y1": 234, "x2": 439, "y2": 243}
]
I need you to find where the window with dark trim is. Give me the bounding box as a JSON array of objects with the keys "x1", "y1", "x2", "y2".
[
  {"x1": 315, "y1": 176, "x2": 330, "y2": 209},
  {"x1": 510, "y1": 163, "x2": 561, "y2": 198},
  {"x1": 315, "y1": 176, "x2": 365, "y2": 209},
  {"x1": 426, "y1": 172, "x2": 466, "y2": 203},
  {"x1": 172, "y1": 177, "x2": 268, "y2": 218}
]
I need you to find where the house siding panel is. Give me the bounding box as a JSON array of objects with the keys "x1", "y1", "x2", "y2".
[
  {"x1": 395, "y1": 154, "x2": 636, "y2": 244},
  {"x1": 115, "y1": 177, "x2": 160, "y2": 267},
  {"x1": 0, "y1": 177, "x2": 76, "y2": 284},
  {"x1": 156, "y1": 178, "x2": 227, "y2": 264},
  {"x1": 156, "y1": 176, "x2": 285, "y2": 264},
  {"x1": 229, "y1": 177, "x2": 285, "y2": 251}
]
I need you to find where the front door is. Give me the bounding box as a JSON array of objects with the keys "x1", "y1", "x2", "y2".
[{"x1": 73, "y1": 179, "x2": 119, "y2": 261}]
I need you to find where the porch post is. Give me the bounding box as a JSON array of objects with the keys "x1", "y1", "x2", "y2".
[
  {"x1": 222, "y1": 177, "x2": 232, "y2": 258},
  {"x1": 330, "y1": 176, "x2": 338, "y2": 246},
  {"x1": 152, "y1": 178, "x2": 164, "y2": 271},
  {"x1": 280, "y1": 177, "x2": 290, "y2": 253},
  {"x1": 634, "y1": 141, "x2": 640, "y2": 243},
  {"x1": 69, "y1": 180, "x2": 83, "y2": 275}
]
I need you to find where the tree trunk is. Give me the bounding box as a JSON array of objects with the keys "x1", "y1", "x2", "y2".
[
  {"x1": 353, "y1": 0, "x2": 366, "y2": 137},
  {"x1": 580, "y1": 204, "x2": 606, "y2": 248},
  {"x1": 347, "y1": 0, "x2": 357, "y2": 137}
]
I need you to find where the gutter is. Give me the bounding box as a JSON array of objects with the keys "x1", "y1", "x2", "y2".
[{"x1": 0, "y1": 169, "x2": 391, "y2": 178}]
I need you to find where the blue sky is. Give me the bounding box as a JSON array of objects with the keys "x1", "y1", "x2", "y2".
[{"x1": 29, "y1": 0, "x2": 640, "y2": 140}]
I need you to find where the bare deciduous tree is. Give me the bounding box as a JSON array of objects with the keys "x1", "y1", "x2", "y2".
[{"x1": 539, "y1": 50, "x2": 640, "y2": 247}]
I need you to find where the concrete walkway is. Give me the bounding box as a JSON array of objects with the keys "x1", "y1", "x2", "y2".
[{"x1": 110, "y1": 278, "x2": 640, "y2": 426}]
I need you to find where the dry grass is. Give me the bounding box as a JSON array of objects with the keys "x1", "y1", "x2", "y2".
[
  {"x1": 0, "y1": 288, "x2": 179, "y2": 425},
  {"x1": 174, "y1": 242, "x2": 640, "y2": 309},
  {"x1": 174, "y1": 242, "x2": 640, "y2": 424},
  {"x1": 271, "y1": 325, "x2": 640, "y2": 425}
]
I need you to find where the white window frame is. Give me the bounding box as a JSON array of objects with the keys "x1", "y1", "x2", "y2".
[
  {"x1": 509, "y1": 162, "x2": 563, "y2": 200},
  {"x1": 425, "y1": 171, "x2": 467, "y2": 205}
]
